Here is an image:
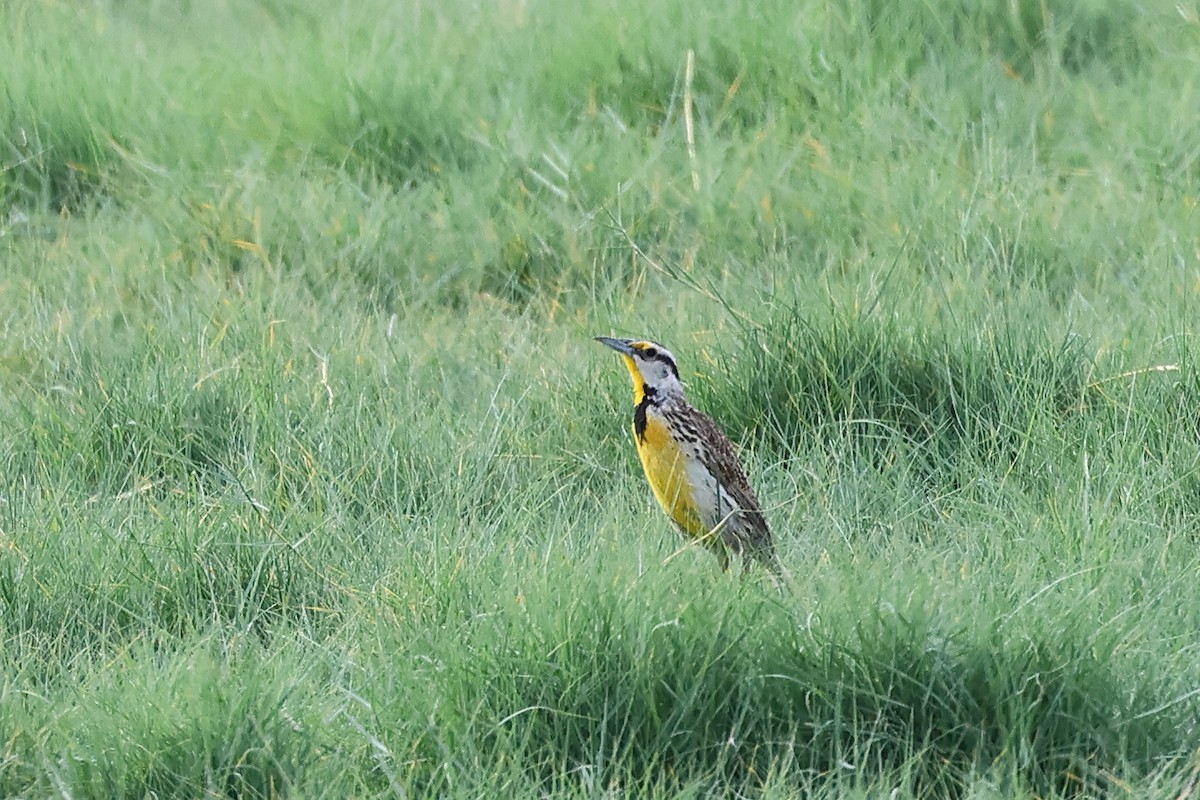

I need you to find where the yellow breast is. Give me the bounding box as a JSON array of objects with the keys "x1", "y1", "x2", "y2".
[{"x1": 633, "y1": 414, "x2": 707, "y2": 539}]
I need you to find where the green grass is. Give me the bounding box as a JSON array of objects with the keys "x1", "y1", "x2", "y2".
[{"x1": 3, "y1": 0, "x2": 1200, "y2": 796}]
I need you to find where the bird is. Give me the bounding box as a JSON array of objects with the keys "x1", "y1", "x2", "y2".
[{"x1": 595, "y1": 336, "x2": 782, "y2": 575}]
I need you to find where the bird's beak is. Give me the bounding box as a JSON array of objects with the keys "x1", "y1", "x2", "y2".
[{"x1": 594, "y1": 336, "x2": 636, "y2": 357}]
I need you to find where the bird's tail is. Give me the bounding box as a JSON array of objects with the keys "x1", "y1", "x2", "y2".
[{"x1": 750, "y1": 547, "x2": 791, "y2": 592}]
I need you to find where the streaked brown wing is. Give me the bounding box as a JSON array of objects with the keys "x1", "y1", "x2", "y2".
[{"x1": 688, "y1": 409, "x2": 773, "y2": 548}]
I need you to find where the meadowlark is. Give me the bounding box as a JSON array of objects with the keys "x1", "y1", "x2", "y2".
[{"x1": 595, "y1": 336, "x2": 782, "y2": 574}]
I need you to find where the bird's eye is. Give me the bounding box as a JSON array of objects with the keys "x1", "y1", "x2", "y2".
[{"x1": 644, "y1": 347, "x2": 658, "y2": 358}]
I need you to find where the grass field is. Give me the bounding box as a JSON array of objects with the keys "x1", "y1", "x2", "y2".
[{"x1": 3, "y1": 0, "x2": 1200, "y2": 796}]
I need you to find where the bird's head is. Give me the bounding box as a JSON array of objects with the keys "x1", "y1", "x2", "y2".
[{"x1": 595, "y1": 336, "x2": 683, "y2": 404}]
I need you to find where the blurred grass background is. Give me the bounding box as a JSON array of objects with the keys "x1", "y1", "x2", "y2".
[{"x1": 2, "y1": 0, "x2": 1199, "y2": 796}]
